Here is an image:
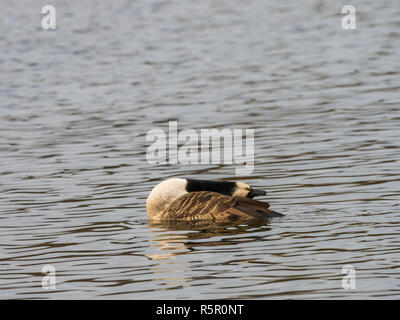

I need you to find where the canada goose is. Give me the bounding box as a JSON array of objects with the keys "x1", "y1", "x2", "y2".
[{"x1": 146, "y1": 178, "x2": 283, "y2": 222}]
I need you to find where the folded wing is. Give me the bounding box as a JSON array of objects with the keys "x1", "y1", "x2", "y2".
[{"x1": 162, "y1": 191, "x2": 282, "y2": 221}]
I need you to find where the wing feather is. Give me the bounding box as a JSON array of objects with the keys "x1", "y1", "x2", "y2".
[{"x1": 162, "y1": 191, "x2": 282, "y2": 221}]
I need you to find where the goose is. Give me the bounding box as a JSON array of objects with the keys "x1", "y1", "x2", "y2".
[{"x1": 146, "y1": 178, "x2": 283, "y2": 222}]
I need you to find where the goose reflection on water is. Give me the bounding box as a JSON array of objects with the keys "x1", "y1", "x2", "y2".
[
  {"x1": 146, "y1": 219, "x2": 272, "y2": 261},
  {"x1": 144, "y1": 219, "x2": 276, "y2": 295}
]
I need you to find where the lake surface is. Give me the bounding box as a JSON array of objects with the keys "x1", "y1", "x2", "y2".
[{"x1": 0, "y1": 0, "x2": 399, "y2": 299}]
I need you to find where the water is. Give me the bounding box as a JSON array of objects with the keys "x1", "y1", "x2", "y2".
[{"x1": 0, "y1": 0, "x2": 399, "y2": 299}]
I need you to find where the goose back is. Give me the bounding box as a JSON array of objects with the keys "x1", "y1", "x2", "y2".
[{"x1": 159, "y1": 191, "x2": 282, "y2": 221}]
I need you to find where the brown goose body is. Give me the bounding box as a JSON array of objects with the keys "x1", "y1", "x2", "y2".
[
  {"x1": 161, "y1": 191, "x2": 282, "y2": 221},
  {"x1": 146, "y1": 178, "x2": 283, "y2": 222}
]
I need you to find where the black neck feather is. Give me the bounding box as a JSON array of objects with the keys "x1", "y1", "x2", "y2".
[{"x1": 185, "y1": 179, "x2": 236, "y2": 196}]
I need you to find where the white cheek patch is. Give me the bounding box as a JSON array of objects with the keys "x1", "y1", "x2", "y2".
[
  {"x1": 233, "y1": 188, "x2": 248, "y2": 198},
  {"x1": 233, "y1": 182, "x2": 251, "y2": 198}
]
